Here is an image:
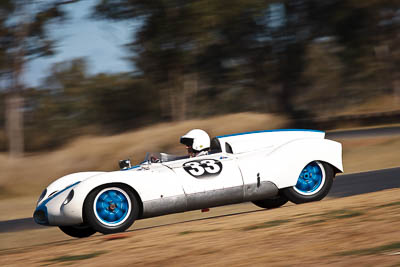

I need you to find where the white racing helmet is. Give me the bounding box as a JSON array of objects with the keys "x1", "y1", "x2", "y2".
[{"x1": 180, "y1": 129, "x2": 210, "y2": 152}]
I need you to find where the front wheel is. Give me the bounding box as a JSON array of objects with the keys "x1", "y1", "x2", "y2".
[
  {"x1": 283, "y1": 161, "x2": 334, "y2": 204},
  {"x1": 84, "y1": 184, "x2": 139, "y2": 234},
  {"x1": 59, "y1": 225, "x2": 96, "y2": 238}
]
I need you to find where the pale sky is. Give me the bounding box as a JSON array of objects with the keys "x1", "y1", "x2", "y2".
[
  {"x1": 24, "y1": 0, "x2": 137, "y2": 87},
  {"x1": 23, "y1": 1, "x2": 284, "y2": 87}
]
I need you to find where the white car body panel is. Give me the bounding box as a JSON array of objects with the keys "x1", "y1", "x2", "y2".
[
  {"x1": 37, "y1": 172, "x2": 105, "y2": 206},
  {"x1": 60, "y1": 165, "x2": 186, "y2": 225},
  {"x1": 34, "y1": 129, "x2": 343, "y2": 227},
  {"x1": 235, "y1": 138, "x2": 342, "y2": 189},
  {"x1": 163, "y1": 154, "x2": 243, "y2": 194},
  {"x1": 217, "y1": 130, "x2": 325, "y2": 154}
]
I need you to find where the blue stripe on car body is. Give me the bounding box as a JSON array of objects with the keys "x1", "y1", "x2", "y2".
[{"x1": 217, "y1": 129, "x2": 324, "y2": 139}]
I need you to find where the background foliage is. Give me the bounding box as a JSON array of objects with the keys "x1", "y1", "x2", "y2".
[{"x1": 1, "y1": 0, "x2": 400, "y2": 152}]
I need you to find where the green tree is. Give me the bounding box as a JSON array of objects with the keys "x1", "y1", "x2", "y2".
[
  {"x1": 93, "y1": 0, "x2": 400, "y2": 124},
  {"x1": 94, "y1": 0, "x2": 277, "y2": 119},
  {"x1": 22, "y1": 58, "x2": 160, "y2": 151},
  {"x1": 0, "y1": 0, "x2": 79, "y2": 157}
]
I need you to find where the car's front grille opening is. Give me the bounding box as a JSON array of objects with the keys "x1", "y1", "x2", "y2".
[{"x1": 34, "y1": 210, "x2": 47, "y2": 224}]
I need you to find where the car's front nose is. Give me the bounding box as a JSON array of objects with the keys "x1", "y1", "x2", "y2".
[{"x1": 33, "y1": 181, "x2": 81, "y2": 226}]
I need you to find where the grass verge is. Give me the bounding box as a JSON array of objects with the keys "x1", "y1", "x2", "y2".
[
  {"x1": 179, "y1": 229, "x2": 220, "y2": 235},
  {"x1": 42, "y1": 251, "x2": 106, "y2": 264},
  {"x1": 1, "y1": 189, "x2": 400, "y2": 266},
  {"x1": 322, "y1": 209, "x2": 365, "y2": 219},
  {"x1": 335, "y1": 242, "x2": 400, "y2": 256},
  {"x1": 242, "y1": 219, "x2": 291, "y2": 231},
  {"x1": 376, "y1": 201, "x2": 400, "y2": 208}
]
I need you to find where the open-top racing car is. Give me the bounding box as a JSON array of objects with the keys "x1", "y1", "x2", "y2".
[{"x1": 34, "y1": 129, "x2": 343, "y2": 238}]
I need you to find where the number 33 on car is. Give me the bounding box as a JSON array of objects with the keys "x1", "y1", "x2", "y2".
[
  {"x1": 183, "y1": 159, "x2": 223, "y2": 177},
  {"x1": 34, "y1": 129, "x2": 343, "y2": 238}
]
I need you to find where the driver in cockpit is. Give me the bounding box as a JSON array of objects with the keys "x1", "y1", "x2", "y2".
[{"x1": 180, "y1": 129, "x2": 210, "y2": 158}]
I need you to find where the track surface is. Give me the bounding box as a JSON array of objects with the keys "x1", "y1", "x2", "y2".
[{"x1": 1, "y1": 167, "x2": 399, "y2": 234}]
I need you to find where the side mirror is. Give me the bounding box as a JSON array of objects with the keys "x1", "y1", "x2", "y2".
[{"x1": 119, "y1": 159, "x2": 131, "y2": 170}]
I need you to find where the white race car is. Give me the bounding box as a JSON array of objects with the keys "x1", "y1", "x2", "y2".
[{"x1": 34, "y1": 129, "x2": 343, "y2": 238}]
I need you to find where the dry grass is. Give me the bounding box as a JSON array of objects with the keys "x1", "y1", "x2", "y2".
[
  {"x1": 0, "y1": 112, "x2": 286, "y2": 198},
  {"x1": 337, "y1": 136, "x2": 400, "y2": 174},
  {"x1": 1, "y1": 188, "x2": 400, "y2": 266}
]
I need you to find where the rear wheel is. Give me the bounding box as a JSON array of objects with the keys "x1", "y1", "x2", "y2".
[
  {"x1": 252, "y1": 194, "x2": 288, "y2": 209},
  {"x1": 59, "y1": 225, "x2": 96, "y2": 238},
  {"x1": 84, "y1": 184, "x2": 139, "y2": 234},
  {"x1": 283, "y1": 161, "x2": 334, "y2": 204}
]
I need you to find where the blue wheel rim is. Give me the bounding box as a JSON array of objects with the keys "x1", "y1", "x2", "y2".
[
  {"x1": 295, "y1": 162, "x2": 323, "y2": 194},
  {"x1": 95, "y1": 189, "x2": 130, "y2": 225}
]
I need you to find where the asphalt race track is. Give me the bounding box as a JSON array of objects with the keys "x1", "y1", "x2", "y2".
[{"x1": 1, "y1": 167, "x2": 399, "y2": 234}]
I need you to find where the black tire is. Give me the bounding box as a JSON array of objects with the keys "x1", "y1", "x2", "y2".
[
  {"x1": 59, "y1": 225, "x2": 96, "y2": 238},
  {"x1": 252, "y1": 194, "x2": 288, "y2": 209},
  {"x1": 83, "y1": 184, "x2": 139, "y2": 235},
  {"x1": 283, "y1": 161, "x2": 334, "y2": 204}
]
